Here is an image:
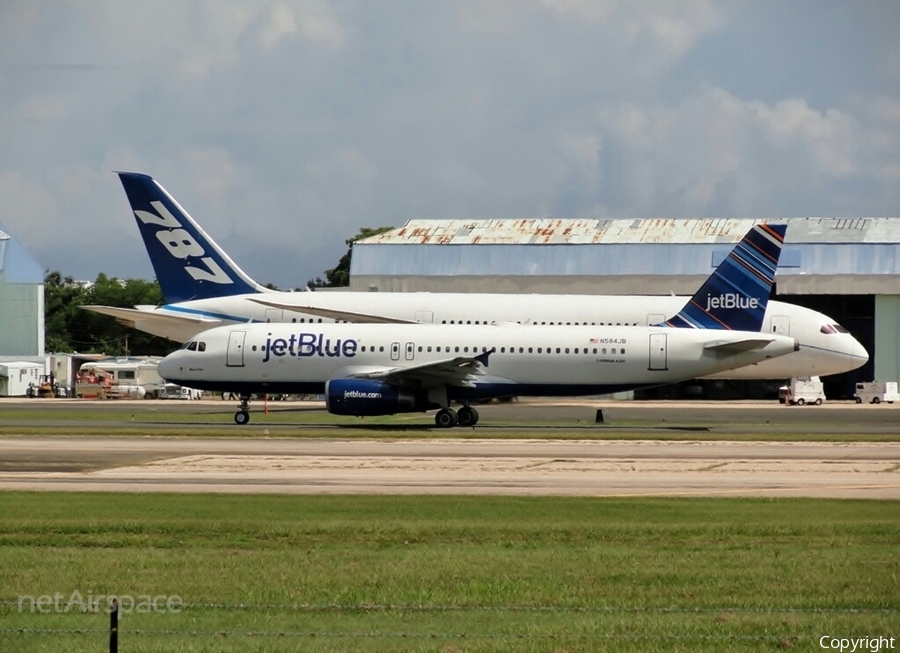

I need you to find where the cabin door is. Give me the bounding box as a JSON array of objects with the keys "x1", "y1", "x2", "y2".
[
  {"x1": 648, "y1": 333, "x2": 668, "y2": 371},
  {"x1": 405, "y1": 342, "x2": 416, "y2": 361},
  {"x1": 226, "y1": 331, "x2": 246, "y2": 367},
  {"x1": 391, "y1": 342, "x2": 401, "y2": 361},
  {"x1": 415, "y1": 311, "x2": 434, "y2": 323}
]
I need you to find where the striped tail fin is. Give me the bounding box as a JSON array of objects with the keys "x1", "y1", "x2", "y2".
[
  {"x1": 660, "y1": 223, "x2": 786, "y2": 331},
  {"x1": 116, "y1": 172, "x2": 267, "y2": 304}
]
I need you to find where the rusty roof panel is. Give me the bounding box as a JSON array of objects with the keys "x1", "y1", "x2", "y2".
[{"x1": 360, "y1": 217, "x2": 900, "y2": 246}]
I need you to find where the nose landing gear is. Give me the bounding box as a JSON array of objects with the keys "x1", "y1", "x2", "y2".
[{"x1": 234, "y1": 394, "x2": 251, "y2": 425}]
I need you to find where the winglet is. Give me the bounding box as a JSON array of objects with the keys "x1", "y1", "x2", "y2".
[
  {"x1": 116, "y1": 172, "x2": 267, "y2": 303},
  {"x1": 660, "y1": 223, "x2": 787, "y2": 331},
  {"x1": 475, "y1": 348, "x2": 496, "y2": 367}
]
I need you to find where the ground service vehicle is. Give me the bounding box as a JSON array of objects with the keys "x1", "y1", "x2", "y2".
[{"x1": 854, "y1": 381, "x2": 899, "y2": 404}]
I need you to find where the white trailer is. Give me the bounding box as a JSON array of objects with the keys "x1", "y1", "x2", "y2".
[
  {"x1": 0, "y1": 362, "x2": 44, "y2": 397},
  {"x1": 78, "y1": 357, "x2": 164, "y2": 398},
  {"x1": 779, "y1": 376, "x2": 826, "y2": 406},
  {"x1": 854, "y1": 382, "x2": 899, "y2": 404}
]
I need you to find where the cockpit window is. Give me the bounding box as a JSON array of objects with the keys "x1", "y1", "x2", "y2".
[
  {"x1": 187, "y1": 341, "x2": 198, "y2": 351},
  {"x1": 833, "y1": 324, "x2": 849, "y2": 334},
  {"x1": 198, "y1": 342, "x2": 206, "y2": 352},
  {"x1": 820, "y1": 324, "x2": 850, "y2": 335},
  {"x1": 181, "y1": 341, "x2": 193, "y2": 350}
]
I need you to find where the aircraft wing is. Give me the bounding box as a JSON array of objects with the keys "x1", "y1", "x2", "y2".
[
  {"x1": 248, "y1": 298, "x2": 418, "y2": 324},
  {"x1": 82, "y1": 305, "x2": 215, "y2": 328},
  {"x1": 81, "y1": 305, "x2": 224, "y2": 342},
  {"x1": 703, "y1": 337, "x2": 778, "y2": 354},
  {"x1": 351, "y1": 349, "x2": 496, "y2": 387}
]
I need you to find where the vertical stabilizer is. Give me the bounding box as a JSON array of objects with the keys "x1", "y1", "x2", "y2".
[
  {"x1": 661, "y1": 223, "x2": 786, "y2": 331},
  {"x1": 117, "y1": 172, "x2": 266, "y2": 303}
]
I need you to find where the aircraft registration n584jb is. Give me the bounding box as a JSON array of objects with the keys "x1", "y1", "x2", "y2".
[
  {"x1": 159, "y1": 224, "x2": 800, "y2": 427},
  {"x1": 86, "y1": 173, "x2": 867, "y2": 380}
]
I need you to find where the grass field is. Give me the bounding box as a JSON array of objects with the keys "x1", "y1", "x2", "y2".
[
  {"x1": 0, "y1": 492, "x2": 897, "y2": 652},
  {"x1": 2, "y1": 401, "x2": 900, "y2": 440}
]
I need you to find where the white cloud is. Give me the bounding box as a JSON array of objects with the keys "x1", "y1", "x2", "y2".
[
  {"x1": 293, "y1": 0, "x2": 345, "y2": 49},
  {"x1": 63, "y1": 0, "x2": 344, "y2": 80},
  {"x1": 538, "y1": 0, "x2": 619, "y2": 24},
  {"x1": 19, "y1": 95, "x2": 68, "y2": 122},
  {"x1": 184, "y1": 148, "x2": 239, "y2": 208},
  {"x1": 0, "y1": 172, "x2": 59, "y2": 237},
  {"x1": 588, "y1": 88, "x2": 862, "y2": 216},
  {"x1": 260, "y1": 2, "x2": 298, "y2": 51}
]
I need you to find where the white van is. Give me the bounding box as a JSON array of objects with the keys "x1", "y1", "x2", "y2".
[
  {"x1": 779, "y1": 376, "x2": 826, "y2": 406},
  {"x1": 854, "y1": 382, "x2": 899, "y2": 404},
  {"x1": 158, "y1": 383, "x2": 203, "y2": 400}
]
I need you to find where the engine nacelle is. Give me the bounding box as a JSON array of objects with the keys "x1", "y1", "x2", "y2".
[{"x1": 325, "y1": 378, "x2": 424, "y2": 416}]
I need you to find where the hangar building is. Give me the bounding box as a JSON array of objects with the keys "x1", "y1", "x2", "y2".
[
  {"x1": 0, "y1": 222, "x2": 45, "y2": 356},
  {"x1": 350, "y1": 217, "x2": 898, "y2": 395}
]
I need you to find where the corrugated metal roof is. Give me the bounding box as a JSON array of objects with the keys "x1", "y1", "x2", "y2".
[
  {"x1": 351, "y1": 242, "x2": 900, "y2": 278},
  {"x1": 362, "y1": 217, "x2": 900, "y2": 246}
]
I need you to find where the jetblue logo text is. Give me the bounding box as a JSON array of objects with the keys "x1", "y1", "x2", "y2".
[
  {"x1": 705, "y1": 294, "x2": 760, "y2": 311},
  {"x1": 263, "y1": 333, "x2": 358, "y2": 362},
  {"x1": 344, "y1": 390, "x2": 382, "y2": 399}
]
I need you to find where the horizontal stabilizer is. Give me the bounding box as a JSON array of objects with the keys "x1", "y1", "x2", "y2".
[{"x1": 704, "y1": 337, "x2": 778, "y2": 354}]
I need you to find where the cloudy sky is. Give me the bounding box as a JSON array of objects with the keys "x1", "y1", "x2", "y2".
[{"x1": 2, "y1": 0, "x2": 899, "y2": 289}]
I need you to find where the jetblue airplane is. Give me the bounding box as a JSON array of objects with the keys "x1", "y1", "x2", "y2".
[
  {"x1": 86, "y1": 173, "x2": 868, "y2": 379},
  {"x1": 159, "y1": 224, "x2": 799, "y2": 426}
]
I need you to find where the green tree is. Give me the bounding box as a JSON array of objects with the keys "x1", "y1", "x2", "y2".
[
  {"x1": 43, "y1": 270, "x2": 174, "y2": 356},
  {"x1": 307, "y1": 226, "x2": 393, "y2": 288},
  {"x1": 43, "y1": 271, "x2": 87, "y2": 352}
]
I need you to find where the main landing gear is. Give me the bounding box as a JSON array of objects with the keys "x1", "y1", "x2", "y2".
[
  {"x1": 434, "y1": 405, "x2": 479, "y2": 428},
  {"x1": 234, "y1": 394, "x2": 251, "y2": 425}
]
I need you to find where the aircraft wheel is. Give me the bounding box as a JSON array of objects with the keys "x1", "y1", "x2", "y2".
[
  {"x1": 435, "y1": 408, "x2": 458, "y2": 428},
  {"x1": 234, "y1": 410, "x2": 250, "y2": 425},
  {"x1": 457, "y1": 406, "x2": 479, "y2": 427},
  {"x1": 796, "y1": 398, "x2": 806, "y2": 406},
  {"x1": 814, "y1": 398, "x2": 823, "y2": 406},
  {"x1": 855, "y1": 397, "x2": 863, "y2": 404},
  {"x1": 873, "y1": 397, "x2": 881, "y2": 404}
]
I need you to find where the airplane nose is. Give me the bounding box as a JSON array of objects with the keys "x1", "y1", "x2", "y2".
[
  {"x1": 157, "y1": 354, "x2": 179, "y2": 381},
  {"x1": 850, "y1": 337, "x2": 869, "y2": 365}
]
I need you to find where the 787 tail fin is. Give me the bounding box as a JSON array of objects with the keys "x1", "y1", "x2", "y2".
[
  {"x1": 116, "y1": 172, "x2": 267, "y2": 304},
  {"x1": 661, "y1": 223, "x2": 787, "y2": 331}
]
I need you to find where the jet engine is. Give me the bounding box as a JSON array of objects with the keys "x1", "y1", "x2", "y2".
[{"x1": 325, "y1": 379, "x2": 427, "y2": 416}]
